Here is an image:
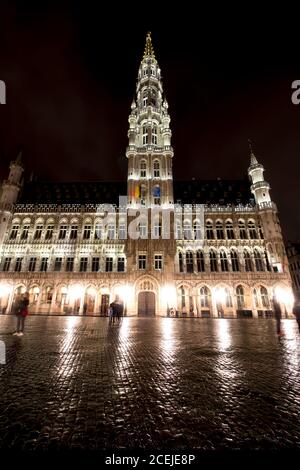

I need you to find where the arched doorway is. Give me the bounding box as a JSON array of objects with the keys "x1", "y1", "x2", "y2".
[{"x1": 138, "y1": 291, "x2": 156, "y2": 316}]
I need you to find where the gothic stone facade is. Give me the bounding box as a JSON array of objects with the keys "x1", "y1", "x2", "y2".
[{"x1": 0, "y1": 33, "x2": 293, "y2": 318}]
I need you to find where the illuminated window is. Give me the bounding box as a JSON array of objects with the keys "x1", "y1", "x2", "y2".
[
  {"x1": 83, "y1": 225, "x2": 91, "y2": 239},
  {"x1": 248, "y1": 221, "x2": 258, "y2": 239},
  {"x1": 117, "y1": 257, "x2": 125, "y2": 272},
  {"x1": 28, "y1": 257, "x2": 36, "y2": 272},
  {"x1": 196, "y1": 250, "x2": 205, "y2": 272},
  {"x1": 230, "y1": 250, "x2": 239, "y2": 272},
  {"x1": 186, "y1": 251, "x2": 194, "y2": 273},
  {"x1": 239, "y1": 221, "x2": 247, "y2": 239},
  {"x1": 236, "y1": 285, "x2": 245, "y2": 309},
  {"x1": 244, "y1": 250, "x2": 253, "y2": 272},
  {"x1": 220, "y1": 250, "x2": 229, "y2": 272},
  {"x1": 9, "y1": 225, "x2": 19, "y2": 240},
  {"x1": 40, "y1": 257, "x2": 48, "y2": 272},
  {"x1": 226, "y1": 221, "x2": 235, "y2": 239},
  {"x1": 154, "y1": 254, "x2": 163, "y2": 270},
  {"x1": 21, "y1": 225, "x2": 29, "y2": 240},
  {"x1": 153, "y1": 159, "x2": 160, "y2": 177},
  {"x1": 140, "y1": 160, "x2": 147, "y2": 178},
  {"x1": 216, "y1": 221, "x2": 224, "y2": 240},
  {"x1": 14, "y1": 257, "x2": 22, "y2": 272},
  {"x1": 66, "y1": 257, "x2": 74, "y2": 272},
  {"x1": 209, "y1": 250, "x2": 218, "y2": 272},
  {"x1": 45, "y1": 225, "x2": 54, "y2": 240},
  {"x1": 80, "y1": 257, "x2": 88, "y2": 272},
  {"x1": 92, "y1": 257, "x2": 100, "y2": 272},
  {"x1": 138, "y1": 254, "x2": 146, "y2": 270},
  {"x1": 58, "y1": 225, "x2": 67, "y2": 239},
  {"x1": 2, "y1": 257, "x2": 11, "y2": 272},
  {"x1": 70, "y1": 226, "x2": 78, "y2": 240},
  {"x1": 254, "y1": 249, "x2": 264, "y2": 271},
  {"x1": 34, "y1": 225, "x2": 43, "y2": 240}
]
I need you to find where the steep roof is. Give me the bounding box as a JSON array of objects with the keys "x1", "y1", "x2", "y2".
[{"x1": 17, "y1": 178, "x2": 254, "y2": 206}]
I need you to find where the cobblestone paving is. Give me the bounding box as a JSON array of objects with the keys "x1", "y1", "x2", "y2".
[{"x1": 0, "y1": 316, "x2": 299, "y2": 451}]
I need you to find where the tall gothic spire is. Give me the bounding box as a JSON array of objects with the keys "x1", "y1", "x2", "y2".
[
  {"x1": 142, "y1": 32, "x2": 156, "y2": 62},
  {"x1": 248, "y1": 139, "x2": 258, "y2": 166}
]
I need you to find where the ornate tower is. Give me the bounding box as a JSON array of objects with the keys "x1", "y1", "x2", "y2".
[
  {"x1": 126, "y1": 32, "x2": 174, "y2": 208},
  {"x1": 247, "y1": 143, "x2": 271, "y2": 206},
  {"x1": 248, "y1": 143, "x2": 289, "y2": 274},
  {"x1": 0, "y1": 151, "x2": 24, "y2": 244}
]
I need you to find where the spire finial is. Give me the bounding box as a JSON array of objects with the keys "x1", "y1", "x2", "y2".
[
  {"x1": 16, "y1": 148, "x2": 23, "y2": 165},
  {"x1": 248, "y1": 138, "x2": 258, "y2": 165},
  {"x1": 143, "y1": 31, "x2": 156, "y2": 61}
]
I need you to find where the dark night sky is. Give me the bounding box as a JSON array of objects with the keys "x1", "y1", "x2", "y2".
[{"x1": 0, "y1": 1, "x2": 300, "y2": 239}]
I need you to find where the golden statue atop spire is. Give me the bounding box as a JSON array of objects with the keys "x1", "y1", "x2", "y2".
[{"x1": 142, "y1": 31, "x2": 156, "y2": 62}]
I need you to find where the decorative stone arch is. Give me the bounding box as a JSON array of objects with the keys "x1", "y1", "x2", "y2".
[
  {"x1": 59, "y1": 217, "x2": 69, "y2": 224},
  {"x1": 35, "y1": 217, "x2": 45, "y2": 225},
  {"x1": 135, "y1": 275, "x2": 159, "y2": 316},
  {"x1": 70, "y1": 217, "x2": 79, "y2": 224},
  {"x1": 12, "y1": 217, "x2": 21, "y2": 224}
]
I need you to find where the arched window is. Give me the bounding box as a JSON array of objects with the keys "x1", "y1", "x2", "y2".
[
  {"x1": 180, "y1": 287, "x2": 187, "y2": 308},
  {"x1": 107, "y1": 223, "x2": 115, "y2": 240},
  {"x1": 258, "y1": 224, "x2": 264, "y2": 239},
  {"x1": 183, "y1": 221, "x2": 192, "y2": 240},
  {"x1": 179, "y1": 252, "x2": 184, "y2": 273},
  {"x1": 200, "y1": 286, "x2": 210, "y2": 308},
  {"x1": 153, "y1": 160, "x2": 160, "y2": 178},
  {"x1": 236, "y1": 285, "x2": 245, "y2": 309},
  {"x1": 152, "y1": 126, "x2": 158, "y2": 145},
  {"x1": 209, "y1": 250, "x2": 218, "y2": 272},
  {"x1": 264, "y1": 250, "x2": 272, "y2": 272},
  {"x1": 216, "y1": 221, "x2": 224, "y2": 240},
  {"x1": 206, "y1": 221, "x2": 214, "y2": 240},
  {"x1": 239, "y1": 220, "x2": 247, "y2": 239},
  {"x1": 196, "y1": 250, "x2": 205, "y2": 272},
  {"x1": 260, "y1": 286, "x2": 270, "y2": 308},
  {"x1": 186, "y1": 251, "x2": 194, "y2": 273},
  {"x1": 140, "y1": 160, "x2": 147, "y2": 178},
  {"x1": 142, "y1": 92, "x2": 148, "y2": 107},
  {"x1": 248, "y1": 221, "x2": 258, "y2": 239},
  {"x1": 225, "y1": 288, "x2": 233, "y2": 308},
  {"x1": 226, "y1": 221, "x2": 235, "y2": 239},
  {"x1": 244, "y1": 250, "x2": 253, "y2": 272},
  {"x1": 230, "y1": 250, "x2": 239, "y2": 272},
  {"x1": 142, "y1": 126, "x2": 148, "y2": 145},
  {"x1": 254, "y1": 249, "x2": 264, "y2": 271},
  {"x1": 253, "y1": 288, "x2": 260, "y2": 308},
  {"x1": 193, "y1": 220, "x2": 201, "y2": 240},
  {"x1": 220, "y1": 250, "x2": 229, "y2": 272}
]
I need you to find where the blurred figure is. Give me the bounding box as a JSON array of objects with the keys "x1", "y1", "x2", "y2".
[
  {"x1": 273, "y1": 295, "x2": 283, "y2": 336},
  {"x1": 12, "y1": 292, "x2": 30, "y2": 336},
  {"x1": 293, "y1": 300, "x2": 300, "y2": 333}
]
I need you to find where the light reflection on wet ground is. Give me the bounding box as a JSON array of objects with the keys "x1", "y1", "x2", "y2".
[{"x1": 0, "y1": 316, "x2": 299, "y2": 450}]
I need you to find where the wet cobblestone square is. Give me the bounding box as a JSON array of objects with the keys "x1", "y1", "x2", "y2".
[{"x1": 0, "y1": 316, "x2": 300, "y2": 453}]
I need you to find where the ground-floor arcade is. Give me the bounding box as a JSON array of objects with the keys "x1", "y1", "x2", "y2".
[{"x1": 0, "y1": 274, "x2": 294, "y2": 318}]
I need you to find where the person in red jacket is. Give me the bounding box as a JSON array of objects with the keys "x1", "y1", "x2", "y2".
[{"x1": 13, "y1": 292, "x2": 30, "y2": 337}]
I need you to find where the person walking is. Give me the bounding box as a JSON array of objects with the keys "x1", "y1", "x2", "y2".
[
  {"x1": 13, "y1": 292, "x2": 30, "y2": 336},
  {"x1": 293, "y1": 301, "x2": 300, "y2": 333},
  {"x1": 273, "y1": 295, "x2": 283, "y2": 336}
]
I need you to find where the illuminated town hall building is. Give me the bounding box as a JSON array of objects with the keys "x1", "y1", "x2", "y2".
[{"x1": 0, "y1": 34, "x2": 294, "y2": 317}]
